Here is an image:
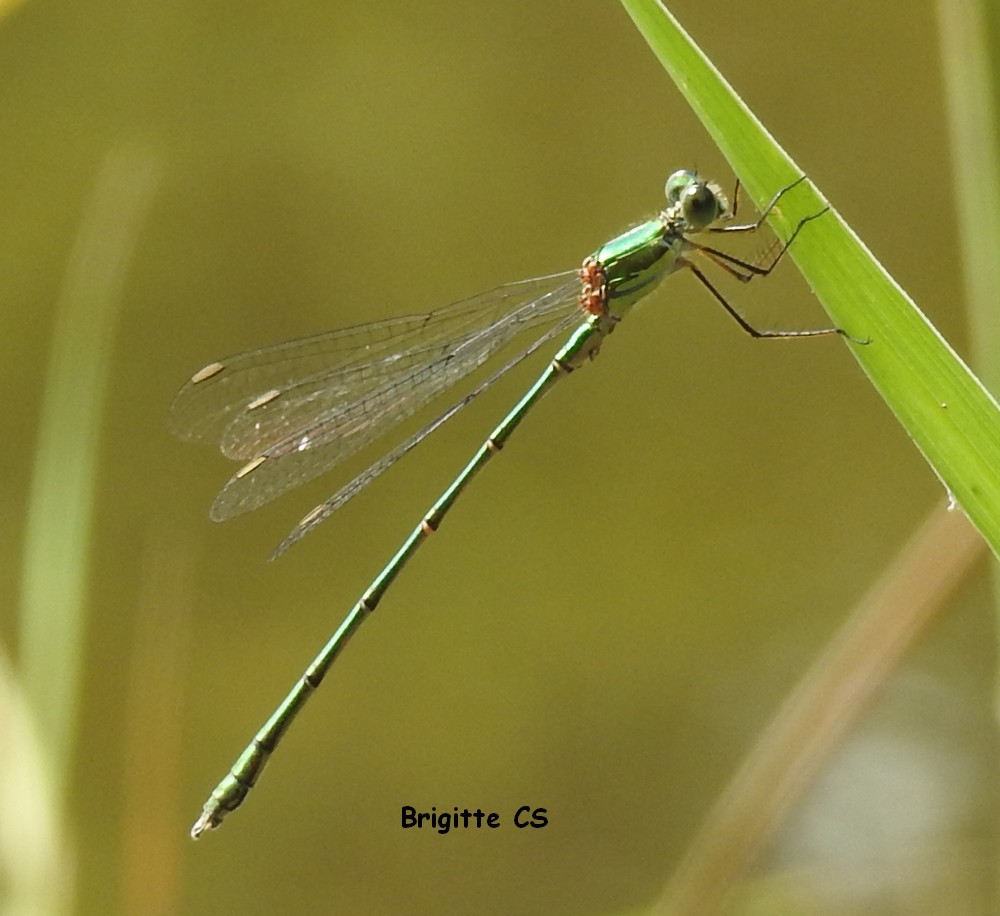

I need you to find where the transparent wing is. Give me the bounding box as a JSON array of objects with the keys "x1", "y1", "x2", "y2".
[
  {"x1": 271, "y1": 312, "x2": 583, "y2": 557},
  {"x1": 172, "y1": 271, "x2": 582, "y2": 520},
  {"x1": 172, "y1": 272, "x2": 573, "y2": 447}
]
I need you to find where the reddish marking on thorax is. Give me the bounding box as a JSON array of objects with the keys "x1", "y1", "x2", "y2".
[{"x1": 578, "y1": 256, "x2": 608, "y2": 316}]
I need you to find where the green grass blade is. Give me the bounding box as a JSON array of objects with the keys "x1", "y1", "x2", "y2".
[
  {"x1": 621, "y1": 0, "x2": 1000, "y2": 556},
  {"x1": 939, "y1": 1, "x2": 1000, "y2": 393},
  {"x1": 19, "y1": 143, "x2": 159, "y2": 812}
]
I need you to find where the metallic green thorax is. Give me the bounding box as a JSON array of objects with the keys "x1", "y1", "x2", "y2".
[
  {"x1": 592, "y1": 217, "x2": 682, "y2": 319},
  {"x1": 561, "y1": 171, "x2": 725, "y2": 369}
]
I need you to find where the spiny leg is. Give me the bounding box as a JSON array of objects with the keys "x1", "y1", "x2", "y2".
[
  {"x1": 728, "y1": 177, "x2": 742, "y2": 219},
  {"x1": 684, "y1": 197, "x2": 847, "y2": 340},
  {"x1": 694, "y1": 206, "x2": 830, "y2": 282},
  {"x1": 709, "y1": 174, "x2": 810, "y2": 235},
  {"x1": 686, "y1": 260, "x2": 845, "y2": 340}
]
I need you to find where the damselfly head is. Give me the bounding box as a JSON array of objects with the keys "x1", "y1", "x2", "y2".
[{"x1": 663, "y1": 169, "x2": 730, "y2": 231}]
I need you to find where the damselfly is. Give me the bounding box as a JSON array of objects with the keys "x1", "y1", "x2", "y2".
[{"x1": 173, "y1": 170, "x2": 855, "y2": 837}]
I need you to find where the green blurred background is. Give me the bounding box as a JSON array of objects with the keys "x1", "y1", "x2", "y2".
[{"x1": 3, "y1": 1, "x2": 997, "y2": 913}]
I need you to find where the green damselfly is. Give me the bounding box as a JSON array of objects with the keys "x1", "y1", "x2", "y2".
[{"x1": 174, "y1": 170, "x2": 856, "y2": 837}]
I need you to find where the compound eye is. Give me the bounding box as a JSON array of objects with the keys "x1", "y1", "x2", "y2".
[
  {"x1": 681, "y1": 183, "x2": 722, "y2": 229},
  {"x1": 664, "y1": 169, "x2": 697, "y2": 204}
]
